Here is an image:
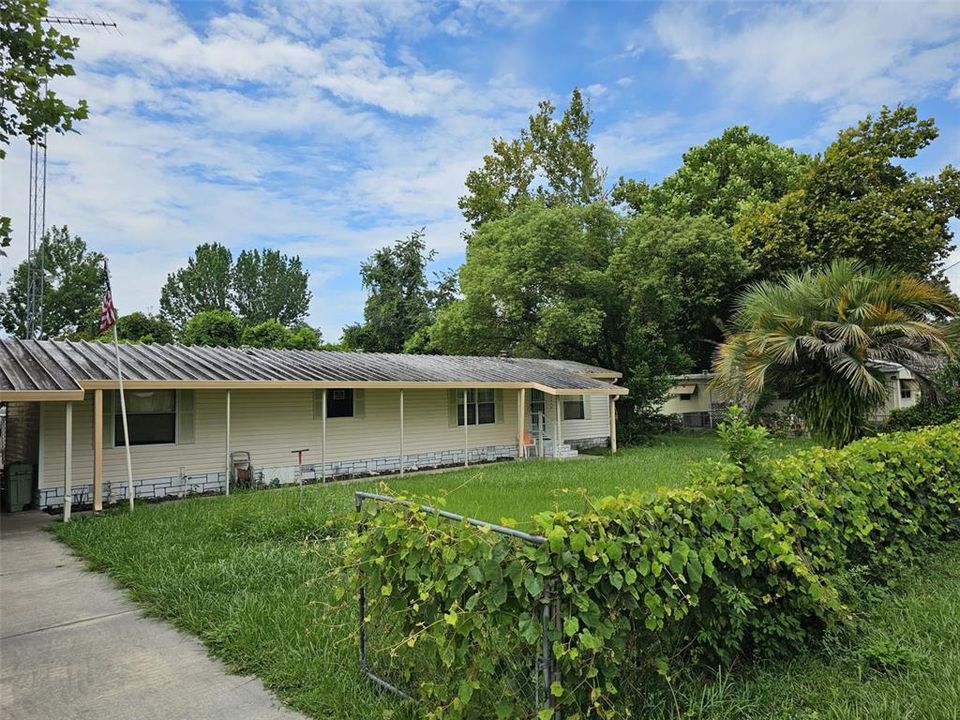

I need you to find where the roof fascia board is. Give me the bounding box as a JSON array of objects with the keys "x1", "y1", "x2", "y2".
[
  {"x1": 0, "y1": 389, "x2": 85, "y2": 402},
  {"x1": 75, "y1": 379, "x2": 629, "y2": 395}
]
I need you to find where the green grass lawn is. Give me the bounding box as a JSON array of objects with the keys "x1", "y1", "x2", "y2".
[
  {"x1": 662, "y1": 541, "x2": 960, "y2": 720},
  {"x1": 381, "y1": 433, "x2": 807, "y2": 526},
  {"x1": 51, "y1": 433, "x2": 960, "y2": 720}
]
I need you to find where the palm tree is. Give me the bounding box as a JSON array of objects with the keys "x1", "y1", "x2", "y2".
[{"x1": 713, "y1": 260, "x2": 958, "y2": 447}]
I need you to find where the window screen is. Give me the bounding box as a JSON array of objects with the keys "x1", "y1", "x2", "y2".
[
  {"x1": 563, "y1": 397, "x2": 585, "y2": 420},
  {"x1": 457, "y1": 389, "x2": 497, "y2": 426},
  {"x1": 327, "y1": 389, "x2": 354, "y2": 418},
  {"x1": 116, "y1": 390, "x2": 176, "y2": 446}
]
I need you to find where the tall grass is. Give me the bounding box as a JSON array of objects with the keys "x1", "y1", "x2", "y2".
[
  {"x1": 54, "y1": 435, "x2": 742, "y2": 718},
  {"x1": 61, "y1": 432, "x2": 958, "y2": 720}
]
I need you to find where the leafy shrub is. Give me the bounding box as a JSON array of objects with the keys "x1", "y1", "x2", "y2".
[
  {"x1": 180, "y1": 309, "x2": 243, "y2": 347},
  {"x1": 620, "y1": 408, "x2": 682, "y2": 444},
  {"x1": 353, "y1": 421, "x2": 960, "y2": 718}
]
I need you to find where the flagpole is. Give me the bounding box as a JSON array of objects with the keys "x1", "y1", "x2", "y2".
[{"x1": 104, "y1": 261, "x2": 135, "y2": 511}]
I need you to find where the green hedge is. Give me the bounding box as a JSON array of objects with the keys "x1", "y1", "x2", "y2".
[{"x1": 352, "y1": 421, "x2": 960, "y2": 719}]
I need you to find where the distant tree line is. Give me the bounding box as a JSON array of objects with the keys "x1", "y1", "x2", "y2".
[
  {"x1": 3, "y1": 83, "x2": 957, "y2": 428},
  {"x1": 345, "y1": 91, "x2": 960, "y2": 429},
  {"x1": 0, "y1": 234, "x2": 323, "y2": 350}
]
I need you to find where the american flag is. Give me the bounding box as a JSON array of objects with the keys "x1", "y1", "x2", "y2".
[{"x1": 99, "y1": 262, "x2": 117, "y2": 334}]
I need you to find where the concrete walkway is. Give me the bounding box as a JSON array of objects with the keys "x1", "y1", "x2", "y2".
[{"x1": 0, "y1": 511, "x2": 306, "y2": 720}]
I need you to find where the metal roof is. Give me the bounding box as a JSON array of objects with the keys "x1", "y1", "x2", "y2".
[
  {"x1": 0, "y1": 339, "x2": 627, "y2": 401},
  {"x1": 515, "y1": 358, "x2": 621, "y2": 379}
]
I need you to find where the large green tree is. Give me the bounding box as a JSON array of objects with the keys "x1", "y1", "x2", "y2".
[
  {"x1": 239, "y1": 319, "x2": 322, "y2": 350},
  {"x1": 101, "y1": 312, "x2": 175, "y2": 345},
  {"x1": 458, "y1": 88, "x2": 605, "y2": 230},
  {"x1": 160, "y1": 244, "x2": 311, "y2": 330},
  {"x1": 231, "y1": 248, "x2": 311, "y2": 326},
  {"x1": 735, "y1": 105, "x2": 960, "y2": 281},
  {"x1": 0, "y1": 225, "x2": 103, "y2": 338},
  {"x1": 1, "y1": 0, "x2": 88, "y2": 249},
  {"x1": 342, "y1": 229, "x2": 451, "y2": 353},
  {"x1": 609, "y1": 214, "x2": 748, "y2": 372},
  {"x1": 159, "y1": 243, "x2": 233, "y2": 327},
  {"x1": 429, "y1": 202, "x2": 624, "y2": 364},
  {"x1": 180, "y1": 309, "x2": 243, "y2": 347},
  {"x1": 613, "y1": 126, "x2": 810, "y2": 225},
  {"x1": 713, "y1": 260, "x2": 957, "y2": 447}
]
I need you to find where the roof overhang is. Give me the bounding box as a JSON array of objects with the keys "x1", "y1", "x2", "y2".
[
  {"x1": 72, "y1": 379, "x2": 629, "y2": 397},
  {"x1": 0, "y1": 389, "x2": 85, "y2": 402},
  {"x1": 670, "y1": 385, "x2": 697, "y2": 395}
]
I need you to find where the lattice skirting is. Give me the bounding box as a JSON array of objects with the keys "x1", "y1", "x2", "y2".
[
  {"x1": 566, "y1": 436, "x2": 608, "y2": 450},
  {"x1": 35, "y1": 443, "x2": 519, "y2": 509}
]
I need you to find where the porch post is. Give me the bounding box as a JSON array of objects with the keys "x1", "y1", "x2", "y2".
[
  {"x1": 517, "y1": 388, "x2": 525, "y2": 459},
  {"x1": 554, "y1": 396, "x2": 561, "y2": 460},
  {"x1": 225, "y1": 390, "x2": 231, "y2": 495},
  {"x1": 609, "y1": 396, "x2": 618, "y2": 454},
  {"x1": 463, "y1": 389, "x2": 469, "y2": 467},
  {"x1": 321, "y1": 390, "x2": 327, "y2": 482},
  {"x1": 399, "y1": 389, "x2": 405, "y2": 476},
  {"x1": 63, "y1": 402, "x2": 73, "y2": 522},
  {"x1": 93, "y1": 389, "x2": 103, "y2": 512}
]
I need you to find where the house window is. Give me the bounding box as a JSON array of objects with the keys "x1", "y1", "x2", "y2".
[
  {"x1": 458, "y1": 389, "x2": 496, "y2": 426},
  {"x1": 900, "y1": 386, "x2": 912, "y2": 400},
  {"x1": 327, "y1": 389, "x2": 354, "y2": 418},
  {"x1": 116, "y1": 390, "x2": 176, "y2": 446},
  {"x1": 563, "y1": 397, "x2": 585, "y2": 420}
]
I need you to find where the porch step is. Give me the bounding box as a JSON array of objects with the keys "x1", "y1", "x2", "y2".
[{"x1": 544, "y1": 442, "x2": 579, "y2": 459}]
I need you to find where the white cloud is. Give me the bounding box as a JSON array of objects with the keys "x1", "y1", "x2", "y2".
[
  {"x1": 593, "y1": 112, "x2": 697, "y2": 177},
  {"x1": 1, "y1": 0, "x2": 547, "y2": 340},
  {"x1": 653, "y1": 2, "x2": 960, "y2": 108}
]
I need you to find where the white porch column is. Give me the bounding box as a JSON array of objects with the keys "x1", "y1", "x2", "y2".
[
  {"x1": 609, "y1": 396, "x2": 618, "y2": 454},
  {"x1": 63, "y1": 402, "x2": 73, "y2": 522},
  {"x1": 321, "y1": 390, "x2": 327, "y2": 482},
  {"x1": 93, "y1": 389, "x2": 103, "y2": 512},
  {"x1": 225, "y1": 390, "x2": 231, "y2": 495},
  {"x1": 399, "y1": 389, "x2": 405, "y2": 476},
  {"x1": 463, "y1": 389, "x2": 469, "y2": 467},
  {"x1": 517, "y1": 388, "x2": 525, "y2": 459},
  {"x1": 554, "y1": 396, "x2": 562, "y2": 460}
]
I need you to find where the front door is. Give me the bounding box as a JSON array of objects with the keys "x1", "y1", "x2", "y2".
[{"x1": 529, "y1": 390, "x2": 547, "y2": 450}]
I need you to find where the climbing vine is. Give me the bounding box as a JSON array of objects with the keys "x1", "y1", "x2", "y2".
[{"x1": 352, "y1": 419, "x2": 960, "y2": 718}]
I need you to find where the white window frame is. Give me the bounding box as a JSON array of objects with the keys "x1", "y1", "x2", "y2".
[{"x1": 458, "y1": 389, "x2": 497, "y2": 427}]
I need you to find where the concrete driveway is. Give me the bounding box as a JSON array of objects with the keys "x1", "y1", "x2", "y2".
[{"x1": 0, "y1": 511, "x2": 306, "y2": 720}]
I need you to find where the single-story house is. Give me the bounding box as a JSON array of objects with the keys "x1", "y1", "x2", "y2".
[
  {"x1": 0, "y1": 339, "x2": 626, "y2": 512},
  {"x1": 659, "y1": 362, "x2": 922, "y2": 429}
]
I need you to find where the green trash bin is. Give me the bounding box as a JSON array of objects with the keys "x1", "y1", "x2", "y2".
[{"x1": 2, "y1": 463, "x2": 34, "y2": 513}]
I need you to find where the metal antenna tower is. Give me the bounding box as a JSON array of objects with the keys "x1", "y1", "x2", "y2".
[{"x1": 23, "y1": 14, "x2": 118, "y2": 339}]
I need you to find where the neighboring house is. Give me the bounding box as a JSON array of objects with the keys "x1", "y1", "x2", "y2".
[
  {"x1": 0, "y1": 340, "x2": 626, "y2": 511},
  {"x1": 658, "y1": 373, "x2": 723, "y2": 429},
  {"x1": 659, "y1": 362, "x2": 921, "y2": 429}
]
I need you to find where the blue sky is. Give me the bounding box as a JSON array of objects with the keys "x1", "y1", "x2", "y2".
[{"x1": 3, "y1": 0, "x2": 959, "y2": 340}]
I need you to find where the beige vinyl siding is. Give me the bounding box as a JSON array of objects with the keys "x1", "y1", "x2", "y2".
[
  {"x1": 39, "y1": 388, "x2": 522, "y2": 489},
  {"x1": 560, "y1": 394, "x2": 610, "y2": 441},
  {"x1": 660, "y1": 381, "x2": 714, "y2": 415}
]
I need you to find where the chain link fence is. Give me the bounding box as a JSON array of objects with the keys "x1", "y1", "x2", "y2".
[{"x1": 355, "y1": 491, "x2": 560, "y2": 718}]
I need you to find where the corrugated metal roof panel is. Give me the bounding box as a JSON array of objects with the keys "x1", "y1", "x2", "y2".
[{"x1": 0, "y1": 339, "x2": 626, "y2": 398}]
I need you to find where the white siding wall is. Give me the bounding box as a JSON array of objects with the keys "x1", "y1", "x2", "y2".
[
  {"x1": 39, "y1": 388, "x2": 523, "y2": 490},
  {"x1": 660, "y1": 381, "x2": 714, "y2": 416},
  {"x1": 559, "y1": 394, "x2": 610, "y2": 441}
]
